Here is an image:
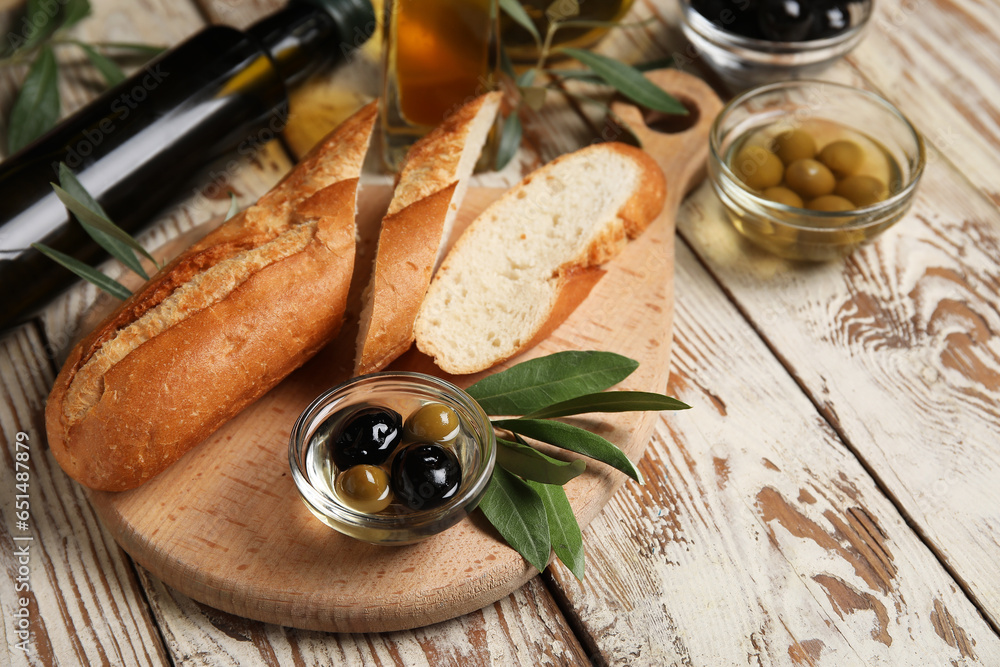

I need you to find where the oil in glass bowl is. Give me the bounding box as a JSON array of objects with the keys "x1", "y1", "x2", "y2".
[
  {"x1": 724, "y1": 118, "x2": 905, "y2": 258},
  {"x1": 305, "y1": 397, "x2": 478, "y2": 517}
]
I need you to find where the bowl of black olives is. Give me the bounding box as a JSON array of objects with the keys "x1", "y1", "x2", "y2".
[
  {"x1": 708, "y1": 80, "x2": 925, "y2": 261},
  {"x1": 680, "y1": 0, "x2": 873, "y2": 90},
  {"x1": 288, "y1": 373, "x2": 496, "y2": 544}
]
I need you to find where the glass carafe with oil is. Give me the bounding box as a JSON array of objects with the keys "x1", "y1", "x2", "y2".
[{"x1": 380, "y1": 0, "x2": 499, "y2": 169}]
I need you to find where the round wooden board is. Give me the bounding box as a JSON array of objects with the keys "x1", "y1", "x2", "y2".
[{"x1": 87, "y1": 71, "x2": 722, "y2": 633}]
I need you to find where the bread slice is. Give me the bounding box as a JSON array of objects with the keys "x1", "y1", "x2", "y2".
[
  {"x1": 45, "y1": 102, "x2": 377, "y2": 491},
  {"x1": 353, "y1": 92, "x2": 501, "y2": 375},
  {"x1": 413, "y1": 142, "x2": 666, "y2": 375}
]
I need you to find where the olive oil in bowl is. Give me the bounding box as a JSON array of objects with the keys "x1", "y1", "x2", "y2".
[{"x1": 708, "y1": 81, "x2": 924, "y2": 261}]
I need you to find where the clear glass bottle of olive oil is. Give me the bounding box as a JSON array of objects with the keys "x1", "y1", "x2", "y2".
[{"x1": 381, "y1": 0, "x2": 499, "y2": 169}]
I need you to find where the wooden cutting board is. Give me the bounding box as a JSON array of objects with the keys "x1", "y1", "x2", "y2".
[{"x1": 86, "y1": 70, "x2": 722, "y2": 633}]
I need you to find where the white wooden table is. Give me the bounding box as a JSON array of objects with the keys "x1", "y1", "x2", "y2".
[{"x1": 2, "y1": 0, "x2": 999, "y2": 664}]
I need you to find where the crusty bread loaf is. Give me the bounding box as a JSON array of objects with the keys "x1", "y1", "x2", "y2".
[
  {"x1": 45, "y1": 102, "x2": 377, "y2": 492},
  {"x1": 353, "y1": 92, "x2": 501, "y2": 375},
  {"x1": 413, "y1": 142, "x2": 666, "y2": 374}
]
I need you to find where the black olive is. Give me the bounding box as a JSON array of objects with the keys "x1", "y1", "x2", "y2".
[
  {"x1": 809, "y1": 0, "x2": 854, "y2": 38},
  {"x1": 332, "y1": 407, "x2": 403, "y2": 469},
  {"x1": 391, "y1": 443, "x2": 462, "y2": 510},
  {"x1": 691, "y1": 0, "x2": 763, "y2": 39},
  {"x1": 757, "y1": 0, "x2": 815, "y2": 41}
]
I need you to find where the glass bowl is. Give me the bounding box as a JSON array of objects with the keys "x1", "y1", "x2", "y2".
[
  {"x1": 289, "y1": 372, "x2": 496, "y2": 545},
  {"x1": 680, "y1": 0, "x2": 873, "y2": 91},
  {"x1": 708, "y1": 80, "x2": 925, "y2": 261}
]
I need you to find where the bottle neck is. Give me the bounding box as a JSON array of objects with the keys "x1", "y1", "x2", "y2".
[{"x1": 247, "y1": 0, "x2": 375, "y2": 85}]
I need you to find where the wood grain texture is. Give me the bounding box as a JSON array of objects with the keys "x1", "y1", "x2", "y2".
[
  {"x1": 83, "y1": 168, "x2": 673, "y2": 631},
  {"x1": 0, "y1": 327, "x2": 169, "y2": 666},
  {"x1": 0, "y1": 2, "x2": 242, "y2": 664},
  {"x1": 848, "y1": 0, "x2": 1000, "y2": 207},
  {"x1": 679, "y1": 118, "x2": 1000, "y2": 630},
  {"x1": 542, "y1": 236, "x2": 1000, "y2": 665},
  {"x1": 6, "y1": 0, "x2": 1000, "y2": 662},
  {"x1": 136, "y1": 565, "x2": 592, "y2": 666}
]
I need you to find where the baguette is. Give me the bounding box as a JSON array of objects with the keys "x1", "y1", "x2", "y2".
[
  {"x1": 413, "y1": 142, "x2": 666, "y2": 374},
  {"x1": 353, "y1": 92, "x2": 501, "y2": 375},
  {"x1": 45, "y1": 102, "x2": 377, "y2": 492}
]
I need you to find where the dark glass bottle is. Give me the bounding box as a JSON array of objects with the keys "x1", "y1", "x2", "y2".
[{"x1": 0, "y1": 0, "x2": 374, "y2": 332}]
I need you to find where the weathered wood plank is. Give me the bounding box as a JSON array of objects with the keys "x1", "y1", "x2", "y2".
[
  {"x1": 137, "y1": 565, "x2": 592, "y2": 666},
  {"x1": 1, "y1": 326, "x2": 169, "y2": 666},
  {"x1": 544, "y1": 235, "x2": 1000, "y2": 665},
  {"x1": 0, "y1": 0, "x2": 291, "y2": 664},
  {"x1": 583, "y1": 0, "x2": 1000, "y2": 635},
  {"x1": 678, "y1": 136, "x2": 1000, "y2": 628},
  {"x1": 4, "y1": 1, "x2": 591, "y2": 663},
  {"x1": 848, "y1": 0, "x2": 1000, "y2": 207}
]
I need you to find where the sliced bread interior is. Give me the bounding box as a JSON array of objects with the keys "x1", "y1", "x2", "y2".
[
  {"x1": 413, "y1": 142, "x2": 666, "y2": 375},
  {"x1": 353, "y1": 92, "x2": 501, "y2": 375}
]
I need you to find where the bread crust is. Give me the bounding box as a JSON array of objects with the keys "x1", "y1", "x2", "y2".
[
  {"x1": 355, "y1": 184, "x2": 457, "y2": 376},
  {"x1": 45, "y1": 103, "x2": 376, "y2": 491},
  {"x1": 354, "y1": 92, "x2": 500, "y2": 375},
  {"x1": 414, "y1": 142, "x2": 667, "y2": 374}
]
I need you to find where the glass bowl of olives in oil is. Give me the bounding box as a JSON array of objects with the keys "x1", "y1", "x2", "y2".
[
  {"x1": 708, "y1": 80, "x2": 925, "y2": 261},
  {"x1": 680, "y1": 0, "x2": 873, "y2": 90},
  {"x1": 288, "y1": 373, "x2": 496, "y2": 544}
]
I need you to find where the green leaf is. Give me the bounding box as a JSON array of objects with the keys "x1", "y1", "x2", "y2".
[
  {"x1": 543, "y1": 68, "x2": 604, "y2": 84},
  {"x1": 52, "y1": 183, "x2": 160, "y2": 270},
  {"x1": 467, "y1": 351, "x2": 638, "y2": 416},
  {"x1": 499, "y1": 0, "x2": 541, "y2": 46},
  {"x1": 500, "y1": 47, "x2": 516, "y2": 80},
  {"x1": 526, "y1": 480, "x2": 584, "y2": 580},
  {"x1": 525, "y1": 390, "x2": 691, "y2": 419},
  {"x1": 494, "y1": 109, "x2": 522, "y2": 171},
  {"x1": 558, "y1": 48, "x2": 688, "y2": 115},
  {"x1": 225, "y1": 192, "x2": 240, "y2": 221},
  {"x1": 61, "y1": 0, "x2": 92, "y2": 29},
  {"x1": 76, "y1": 42, "x2": 125, "y2": 87},
  {"x1": 494, "y1": 418, "x2": 643, "y2": 483},
  {"x1": 23, "y1": 0, "x2": 57, "y2": 50},
  {"x1": 7, "y1": 47, "x2": 60, "y2": 154},
  {"x1": 516, "y1": 68, "x2": 537, "y2": 87},
  {"x1": 58, "y1": 163, "x2": 108, "y2": 217},
  {"x1": 496, "y1": 438, "x2": 586, "y2": 485},
  {"x1": 55, "y1": 166, "x2": 149, "y2": 279},
  {"x1": 31, "y1": 243, "x2": 131, "y2": 300},
  {"x1": 478, "y1": 467, "x2": 551, "y2": 572}
]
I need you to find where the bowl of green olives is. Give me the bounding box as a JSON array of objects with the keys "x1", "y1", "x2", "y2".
[
  {"x1": 288, "y1": 372, "x2": 496, "y2": 544},
  {"x1": 708, "y1": 80, "x2": 925, "y2": 261},
  {"x1": 680, "y1": 0, "x2": 873, "y2": 90}
]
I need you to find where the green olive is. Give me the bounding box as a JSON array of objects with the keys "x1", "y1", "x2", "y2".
[
  {"x1": 404, "y1": 402, "x2": 460, "y2": 444},
  {"x1": 818, "y1": 140, "x2": 864, "y2": 177},
  {"x1": 762, "y1": 186, "x2": 804, "y2": 208},
  {"x1": 732, "y1": 145, "x2": 784, "y2": 190},
  {"x1": 772, "y1": 130, "x2": 816, "y2": 164},
  {"x1": 336, "y1": 464, "x2": 393, "y2": 513},
  {"x1": 784, "y1": 159, "x2": 836, "y2": 199},
  {"x1": 807, "y1": 194, "x2": 855, "y2": 212},
  {"x1": 835, "y1": 174, "x2": 888, "y2": 207}
]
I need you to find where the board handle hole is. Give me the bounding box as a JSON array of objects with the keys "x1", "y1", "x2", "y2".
[{"x1": 641, "y1": 96, "x2": 700, "y2": 134}]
